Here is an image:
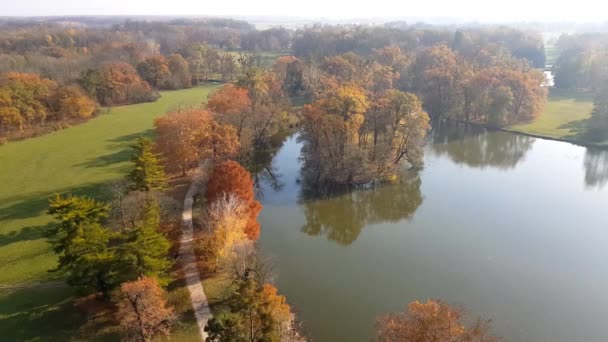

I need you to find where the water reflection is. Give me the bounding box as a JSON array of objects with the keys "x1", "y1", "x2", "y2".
[
  {"x1": 584, "y1": 148, "x2": 608, "y2": 189},
  {"x1": 249, "y1": 132, "x2": 291, "y2": 199},
  {"x1": 299, "y1": 170, "x2": 423, "y2": 245},
  {"x1": 431, "y1": 122, "x2": 534, "y2": 169}
]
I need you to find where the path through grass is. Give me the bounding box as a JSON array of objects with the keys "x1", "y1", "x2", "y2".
[{"x1": 0, "y1": 84, "x2": 220, "y2": 340}]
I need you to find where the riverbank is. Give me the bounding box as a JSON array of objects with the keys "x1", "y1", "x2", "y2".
[{"x1": 506, "y1": 88, "x2": 607, "y2": 147}]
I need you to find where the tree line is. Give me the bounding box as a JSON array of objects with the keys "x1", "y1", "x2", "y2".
[
  {"x1": 552, "y1": 33, "x2": 608, "y2": 142},
  {"x1": 280, "y1": 41, "x2": 545, "y2": 184}
]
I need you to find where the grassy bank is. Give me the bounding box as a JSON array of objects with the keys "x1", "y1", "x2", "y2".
[
  {"x1": 508, "y1": 88, "x2": 599, "y2": 145},
  {"x1": 0, "y1": 84, "x2": 221, "y2": 340}
]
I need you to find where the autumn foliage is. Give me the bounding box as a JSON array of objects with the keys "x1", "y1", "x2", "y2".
[
  {"x1": 205, "y1": 160, "x2": 262, "y2": 240},
  {"x1": 116, "y1": 276, "x2": 175, "y2": 342},
  {"x1": 375, "y1": 299, "x2": 499, "y2": 342},
  {"x1": 0, "y1": 72, "x2": 96, "y2": 134},
  {"x1": 95, "y1": 62, "x2": 156, "y2": 106},
  {"x1": 154, "y1": 109, "x2": 239, "y2": 175},
  {"x1": 206, "y1": 84, "x2": 251, "y2": 138}
]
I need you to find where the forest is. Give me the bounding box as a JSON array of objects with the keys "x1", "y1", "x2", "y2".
[{"x1": 1, "y1": 14, "x2": 607, "y2": 342}]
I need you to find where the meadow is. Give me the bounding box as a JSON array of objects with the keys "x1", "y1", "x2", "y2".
[
  {"x1": 0, "y1": 84, "x2": 221, "y2": 340},
  {"x1": 508, "y1": 88, "x2": 596, "y2": 144}
]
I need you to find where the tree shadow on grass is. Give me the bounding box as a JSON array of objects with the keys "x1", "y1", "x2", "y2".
[
  {"x1": 0, "y1": 222, "x2": 54, "y2": 248},
  {"x1": 108, "y1": 129, "x2": 155, "y2": 143},
  {"x1": 0, "y1": 286, "x2": 85, "y2": 341},
  {"x1": 73, "y1": 148, "x2": 133, "y2": 169},
  {"x1": 0, "y1": 182, "x2": 113, "y2": 224}
]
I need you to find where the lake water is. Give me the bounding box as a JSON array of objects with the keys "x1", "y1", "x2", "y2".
[{"x1": 256, "y1": 123, "x2": 608, "y2": 341}]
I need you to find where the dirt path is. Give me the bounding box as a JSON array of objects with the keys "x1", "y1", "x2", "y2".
[{"x1": 180, "y1": 163, "x2": 212, "y2": 341}]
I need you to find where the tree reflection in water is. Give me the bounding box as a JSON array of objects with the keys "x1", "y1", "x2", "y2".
[
  {"x1": 298, "y1": 169, "x2": 423, "y2": 245},
  {"x1": 248, "y1": 132, "x2": 291, "y2": 199},
  {"x1": 583, "y1": 148, "x2": 608, "y2": 189},
  {"x1": 431, "y1": 121, "x2": 534, "y2": 169}
]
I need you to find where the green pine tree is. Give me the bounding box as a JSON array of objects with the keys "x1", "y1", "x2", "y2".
[
  {"x1": 47, "y1": 194, "x2": 110, "y2": 265},
  {"x1": 120, "y1": 196, "x2": 172, "y2": 285},
  {"x1": 65, "y1": 222, "x2": 120, "y2": 298},
  {"x1": 128, "y1": 137, "x2": 168, "y2": 192},
  {"x1": 47, "y1": 194, "x2": 120, "y2": 298}
]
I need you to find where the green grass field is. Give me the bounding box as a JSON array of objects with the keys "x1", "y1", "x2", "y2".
[
  {"x1": 509, "y1": 88, "x2": 595, "y2": 142},
  {"x1": 0, "y1": 84, "x2": 221, "y2": 340}
]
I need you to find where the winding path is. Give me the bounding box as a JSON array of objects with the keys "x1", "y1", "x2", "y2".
[{"x1": 180, "y1": 163, "x2": 212, "y2": 341}]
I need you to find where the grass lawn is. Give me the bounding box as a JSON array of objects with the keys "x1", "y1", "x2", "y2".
[
  {"x1": 509, "y1": 88, "x2": 594, "y2": 141},
  {"x1": 0, "y1": 84, "x2": 221, "y2": 340}
]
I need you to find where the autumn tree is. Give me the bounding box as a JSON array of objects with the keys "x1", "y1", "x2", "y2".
[
  {"x1": 375, "y1": 299, "x2": 499, "y2": 342},
  {"x1": 137, "y1": 55, "x2": 171, "y2": 89},
  {"x1": 0, "y1": 72, "x2": 54, "y2": 131},
  {"x1": 237, "y1": 68, "x2": 288, "y2": 147},
  {"x1": 206, "y1": 84, "x2": 251, "y2": 139},
  {"x1": 167, "y1": 53, "x2": 192, "y2": 89},
  {"x1": 206, "y1": 160, "x2": 262, "y2": 240},
  {"x1": 116, "y1": 276, "x2": 175, "y2": 342},
  {"x1": 92, "y1": 62, "x2": 157, "y2": 106},
  {"x1": 205, "y1": 278, "x2": 292, "y2": 342},
  {"x1": 196, "y1": 194, "x2": 249, "y2": 271},
  {"x1": 154, "y1": 109, "x2": 239, "y2": 175},
  {"x1": 50, "y1": 85, "x2": 96, "y2": 121},
  {"x1": 127, "y1": 137, "x2": 168, "y2": 192}
]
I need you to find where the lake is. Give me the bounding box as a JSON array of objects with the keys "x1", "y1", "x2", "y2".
[{"x1": 256, "y1": 123, "x2": 608, "y2": 341}]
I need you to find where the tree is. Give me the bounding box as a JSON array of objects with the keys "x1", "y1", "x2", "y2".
[
  {"x1": 586, "y1": 83, "x2": 608, "y2": 142},
  {"x1": 47, "y1": 194, "x2": 109, "y2": 257},
  {"x1": 154, "y1": 109, "x2": 239, "y2": 175},
  {"x1": 95, "y1": 62, "x2": 156, "y2": 106},
  {"x1": 47, "y1": 194, "x2": 119, "y2": 297},
  {"x1": 0, "y1": 72, "x2": 55, "y2": 129},
  {"x1": 207, "y1": 194, "x2": 248, "y2": 258},
  {"x1": 375, "y1": 90, "x2": 430, "y2": 168},
  {"x1": 127, "y1": 137, "x2": 168, "y2": 192},
  {"x1": 137, "y1": 55, "x2": 171, "y2": 89},
  {"x1": 206, "y1": 84, "x2": 251, "y2": 139},
  {"x1": 116, "y1": 276, "x2": 175, "y2": 342},
  {"x1": 375, "y1": 299, "x2": 499, "y2": 342},
  {"x1": 51, "y1": 85, "x2": 96, "y2": 120},
  {"x1": 167, "y1": 53, "x2": 192, "y2": 89},
  {"x1": 206, "y1": 161, "x2": 262, "y2": 240},
  {"x1": 120, "y1": 196, "x2": 172, "y2": 285},
  {"x1": 237, "y1": 68, "x2": 287, "y2": 147},
  {"x1": 205, "y1": 278, "x2": 292, "y2": 342}
]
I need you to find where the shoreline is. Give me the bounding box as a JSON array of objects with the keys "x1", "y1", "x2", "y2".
[{"x1": 454, "y1": 119, "x2": 608, "y2": 149}]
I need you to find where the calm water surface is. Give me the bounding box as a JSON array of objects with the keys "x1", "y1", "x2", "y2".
[{"x1": 256, "y1": 124, "x2": 608, "y2": 342}]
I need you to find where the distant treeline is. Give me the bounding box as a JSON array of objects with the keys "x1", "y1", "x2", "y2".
[
  {"x1": 292, "y1": 25, "x2": 546, "y2": 68},
  {"x1": 0, "y1": 17, "x2": 549, "y2": 138}
]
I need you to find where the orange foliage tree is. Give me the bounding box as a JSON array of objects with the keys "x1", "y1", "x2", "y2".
[
  {"x1": 375, "y1": 299, "x2": 499, "y2": 342},
  {"x1": 51, "y1": 85, "x2": 96, "y2": 121},
  {"x1": 206, "y1": 84, "x2": 251, "y2": 139},
  {"x1": 137, "y1": 55, "x2": 171, "y2": 89},
  {"x1": 205, "y1": 160, "x2": 262, "y2": 240},
  {"x1": 154, "y1": 109, "x2": 239, "y2": 175},
  {"x1": 97, "y1": 62, "x2": 156, "y2": 106},
  {"x1": 0, "y1": 73, "x2": 96, "y2": 133},
  {"x1": 116, "y1": 276, "x2": 175, "y2": 342}
]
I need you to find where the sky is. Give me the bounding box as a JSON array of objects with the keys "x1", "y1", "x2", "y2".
[{"x1": 2, "y1": 0, "x2": 607, "y2": 22}]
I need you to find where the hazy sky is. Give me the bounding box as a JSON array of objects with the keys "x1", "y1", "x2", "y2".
[{"x1": 3, "y1": 0, "x2": 606, "y2": 22}]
